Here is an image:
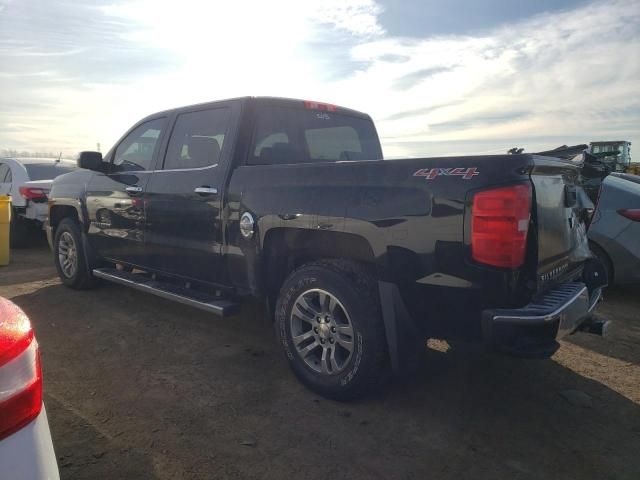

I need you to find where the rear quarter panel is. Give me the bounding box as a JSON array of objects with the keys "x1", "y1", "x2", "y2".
[{"x1": 226, "y1": 155, "x2": 533, "y2": 314}]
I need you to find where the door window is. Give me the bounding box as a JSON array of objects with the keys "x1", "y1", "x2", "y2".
[
  {"x1": 163, "y1": 108, "x2": 230, "y2": 170},
  {"x1": 112, "y1": 118, "x2": 166, "y2": 173}
]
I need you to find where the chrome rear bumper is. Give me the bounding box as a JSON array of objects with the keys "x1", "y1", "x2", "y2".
[{"x1": 482, "y1": 282, "x2": 604, "y2": 356}]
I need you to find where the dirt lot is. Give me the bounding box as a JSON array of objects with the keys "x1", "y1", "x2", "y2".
[{"x1": 1, "y1": 243, "x2": 639, "y2": 480}]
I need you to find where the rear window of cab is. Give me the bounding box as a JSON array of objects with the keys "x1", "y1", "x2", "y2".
[{"x1": 250, "y1": 105, "x2": 382, "y2": 165}]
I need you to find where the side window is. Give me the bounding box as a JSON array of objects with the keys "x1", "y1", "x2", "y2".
[
  {"x1": 249, "y1": 107, "x2": 298, "y2": 165},
  {"x1": 254, "y1": 133, "x2": 289, "y2": 157},
  {"x1": 5, "y1": 168, "x2": 11, "y2": 183},
  {"x1": 0, "y1": 164, "x2": 8, "y2": 182},
  {"x1": 163, "y1": 108, "x2": 230, "y2": 170},
  {"x1": 112, "y1": 118, "x2": 166, "y2": 172}
]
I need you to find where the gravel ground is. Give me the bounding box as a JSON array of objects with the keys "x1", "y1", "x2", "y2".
[{"x1": 1, "y1": 243, "x2": 639, "y2": 480}]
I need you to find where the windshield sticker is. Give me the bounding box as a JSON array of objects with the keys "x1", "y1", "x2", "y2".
[{"x1": 413, "y1": 167, "x2": 479, "y2": 180}]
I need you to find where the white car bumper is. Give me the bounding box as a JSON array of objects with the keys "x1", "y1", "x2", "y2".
[
  {"x1": 0, "y1": 405, "x2": 59, "y2": 480},
  {"x1": 23, "y1": 202, "x2": 48, "y2": 225}
]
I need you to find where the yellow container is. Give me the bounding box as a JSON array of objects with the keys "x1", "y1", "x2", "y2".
[{"x1": 0, "y1": 195, "x2": 11, "y2": 266}]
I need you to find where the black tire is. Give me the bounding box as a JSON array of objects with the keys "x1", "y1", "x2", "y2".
[
  {"x1": 53, "y1": 218, "x2": 100, "y2": 289},
  {"x1": 275, "y1": 259, "x2": 388, "y2": 401},
  {"x1": 589, "y1": 241, "x2": 613, "y2": 287},
  {"x1": 9, "y1": 210, "x2": 29, "y2": 248}
]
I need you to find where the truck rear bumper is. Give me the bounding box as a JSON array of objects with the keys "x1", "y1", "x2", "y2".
[{"x1": 481, "y1": 282, "x2": 603, "y2": 356}]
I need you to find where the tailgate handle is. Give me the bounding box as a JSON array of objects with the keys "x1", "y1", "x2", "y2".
[{"x1": 565, "y1": 185, "x2": 577, "y2": 207}]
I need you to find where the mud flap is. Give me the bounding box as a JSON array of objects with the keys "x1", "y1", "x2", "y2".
[
  {"x1": 81, "y1": 230, "x2": 102, "y2": 275},
  {"x1": 378, "y1": 281, "x2": 423, "y2": 376}
]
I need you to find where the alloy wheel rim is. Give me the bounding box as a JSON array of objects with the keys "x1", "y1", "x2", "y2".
[
  {"x1": 289, "y1": 288, "x2": 355, "y2": 375},
  {"x1": 58, "y1": 232, "x2": 78, "y2": 278}
]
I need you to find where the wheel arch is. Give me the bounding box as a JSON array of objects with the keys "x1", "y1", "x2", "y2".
[
  {"x1": 589, "y1": 239, "x2": 614, "y2": 285},
  {"x1": 261, "y1": 228, "x2": 377, "y2": 313},
  {"x1": 49, "y1": 203, "x2": 82, "y2": 234}
]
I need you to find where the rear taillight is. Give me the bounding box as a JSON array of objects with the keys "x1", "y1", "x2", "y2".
[
  {"x1": 19, "y1": 186, "x2": 48, "y2": 201},
  {"x1": 617, "y1": 209, "x2": 640, "y2": 222},
  {"x1": 471, "y1": 183, "x2": 531, "y2": 268},
  {"x1": 0, "y1": 298, "x2": 42, "y2": 441}
]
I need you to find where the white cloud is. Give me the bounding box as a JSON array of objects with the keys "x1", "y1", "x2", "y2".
[
  {"x1": 315, "y1": 0, "x2": 385, "y2": 36},
  {"x1": 330, "y1": 0, "x2": 640, "y2": 157}
]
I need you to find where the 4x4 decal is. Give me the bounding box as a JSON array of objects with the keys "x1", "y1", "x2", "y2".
[{"x1": 413, "y1": 167, "x2": 479, "y2": 180}]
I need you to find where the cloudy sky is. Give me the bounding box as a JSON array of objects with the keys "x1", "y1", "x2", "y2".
[{"x1": 0, "y1": 0, "x2": 638, "y2": 158}]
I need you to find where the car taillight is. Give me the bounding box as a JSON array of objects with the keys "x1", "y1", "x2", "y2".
[
  {"x1": 617, "y1": 209, "x2": 640, "y2": 222},
  {"x1": 0, "y1": 298, "x2": 42, "y2": 441},
  {"x1": 471, "y1": 183, "x2": 531, "y2": 268},
  {"x1": 19, "y1": 187, "x2": 48, "y2": 201}
]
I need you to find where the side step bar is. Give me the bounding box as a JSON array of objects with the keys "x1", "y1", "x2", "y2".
[{"x1": 92, "y1": 268, "x2": 240, "y2": 317}]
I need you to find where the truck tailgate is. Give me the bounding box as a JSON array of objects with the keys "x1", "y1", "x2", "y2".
[{"x1": 530, "y1": 156, "x2": 591, "y2": 290}]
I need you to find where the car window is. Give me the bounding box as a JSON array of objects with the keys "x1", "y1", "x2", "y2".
[
  {"x1": 0, "y1": 163, "x2": 8, "y2": 182},
  {"x1": 305, "y1": 126, "x2": 363, "y2": 161},
  {"x1": 112, "y1": 118, "x2": 166, "y2": 172},
  {"x1": 163, "y1": 108, "x2": 230, "y2": 170},
  {"x1": 254, "y1": 132, "x2": 289, "y2": 157},
  {"x1": 24, "y1": 163, "x2": 76, "y2": 181},
  {"x1": 249, "y1": 105, "x2": 382, "y2": 165}
]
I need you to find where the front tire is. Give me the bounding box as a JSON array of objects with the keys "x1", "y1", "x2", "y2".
[
  {"x1": 275, "y1": 259, "x2": 388, "y2": 401},
  {"x1": 53, "y1": 218, "x2": 99, "y2": 289}
]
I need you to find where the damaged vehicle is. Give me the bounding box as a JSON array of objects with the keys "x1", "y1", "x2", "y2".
[{"x1": 47, "y1": 97, "x2": 607, "y2": 399}]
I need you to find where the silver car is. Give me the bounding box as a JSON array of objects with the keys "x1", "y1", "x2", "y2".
[{"x1": 588, "y1": 173, "x2": 640, "y2": 285}]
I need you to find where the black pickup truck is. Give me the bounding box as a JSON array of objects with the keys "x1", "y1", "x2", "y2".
[{"x1": 47, "y1": 97, "x2": 607, "y2": 399}]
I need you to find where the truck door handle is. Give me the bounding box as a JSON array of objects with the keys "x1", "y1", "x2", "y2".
[
  {"x1": 194, "y1": 186, "x2": 218, "y2": 196},
  {"x1": 125, "y1": 186, "x2": 143, "y2": 195}
]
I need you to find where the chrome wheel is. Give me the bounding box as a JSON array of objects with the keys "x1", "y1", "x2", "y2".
[
  {"x1": 290, "y1": 288, "x2": 355, "y2": 375},
  {"x1": 57, "y1": 231, "x2": 78, "y2": 278}
]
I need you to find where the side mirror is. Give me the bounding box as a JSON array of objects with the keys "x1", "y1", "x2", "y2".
[{"x1": 77, "y1": 151, "x2": 103, "y2": 171}]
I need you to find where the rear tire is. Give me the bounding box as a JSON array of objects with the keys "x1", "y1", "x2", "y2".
[
  {"x1": 589, "y1": 241, "x2": 613, "y2": 287},
  {"x1": 275, "y1": 259, "x2": 388, "y2": 401},
  {"x1": 53, "y1": 218, "x2": 100, "y2": 289}
]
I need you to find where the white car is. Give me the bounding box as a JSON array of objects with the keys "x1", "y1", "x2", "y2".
[
  {"x1": 0, "y1": 158, "x2": 76, "y2": 246},
  {"x1": 0, "y1": 297, "x2": 59, "y2": 479}
]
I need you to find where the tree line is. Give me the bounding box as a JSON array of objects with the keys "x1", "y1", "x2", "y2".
[{"x1": 0, "y1": 149, "x2": 75, "y2": 160}]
